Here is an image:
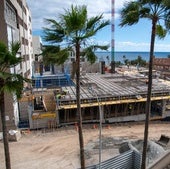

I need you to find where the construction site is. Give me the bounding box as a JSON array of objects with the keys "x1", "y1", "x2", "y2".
[
  {"x1": 18, "y1": 61, "x2": 170, "y2": 130},
  {"x1": 17, "y1": 0, "x2": 170, "y2": 130}
]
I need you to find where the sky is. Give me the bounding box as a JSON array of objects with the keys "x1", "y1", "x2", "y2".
[{"x1": 27, "y1": 0, "x2": 170, "y2": 52}]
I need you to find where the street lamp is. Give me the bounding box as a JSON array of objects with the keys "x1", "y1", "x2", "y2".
[{"x1": 88, "y1": 86, "x2": 102, "y2": 169}]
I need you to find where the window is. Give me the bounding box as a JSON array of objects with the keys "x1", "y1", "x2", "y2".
[
  {"x1": 5, "y1": 2, "x2": 17, "y2": 26},
  {"x1": 44, "y1": 65, "x2": 51, "y2": 72}
]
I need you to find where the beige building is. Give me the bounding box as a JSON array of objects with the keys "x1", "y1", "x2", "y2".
[{"x1": 0, "y1": 0, "x2": 33, "y2": 130}]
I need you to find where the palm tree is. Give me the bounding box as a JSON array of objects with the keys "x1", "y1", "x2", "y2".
[
  {"x1": 122, "y1": 55, "x2": 126, "y2": 64},
  {"x1": 0, "y1": 41, "x2": 30, "y2": 169},
  {"x1": 119, "y1": 1, "x2": 170, "y2": 168},
  {"x1": 43, "y1": 5, "x2": 109, "y2": 168},
  {"x1": 42, "y1": 45, "x2": 70, "y2": 66},
  {"x1": 41, "y1": 45, "x2": 70, "y2": 74}
]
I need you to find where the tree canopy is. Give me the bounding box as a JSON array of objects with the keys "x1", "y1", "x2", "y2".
[
  {"x1": 43, "y1": 5, "x2": 110, "y2": 65},
  {"x1": 0, "y1": 42, "x2": 30, "y2": 98}
]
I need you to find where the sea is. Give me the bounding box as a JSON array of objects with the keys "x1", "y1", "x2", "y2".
[{"x1": 95, "y1": 51, "x2": 170, "y2": 63}]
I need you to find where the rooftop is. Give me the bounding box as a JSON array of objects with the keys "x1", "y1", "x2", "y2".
[{"x1": 54, "y1": 71, "x2": 170, "y2": 109}]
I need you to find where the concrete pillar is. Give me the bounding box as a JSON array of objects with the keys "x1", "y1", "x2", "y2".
[
  {"x1": 100, "y1": 61, "x2": 105, "y2": 74},
  {"x1": 137, "y1": 103, "x2": 140, "y2": 115},
  {"x1": 101, "y1": 105, "x2": 104, "y2": 123},
  {"x1": 56, "y1": 110, "x2": 59, "y2": 125},
  {"x1": 28, "y1": 104, "x2": 33, "y2": 129},
  {"x1": 162, "y1": 100, "x2": 167, "y2": 118},
  {"x1": 115, "y1": 105, "x2": 118, "y2": 117},
  {"x1": 81, "y1": 108, "x2": 85, "y2": 120},
  {"x1": 40, "y1": 79, "x2": 43, "y2": 88},
  {"x1": 110, "y1": 61, "x2": 115, "y2": 73},
  {"x1": 64, "y1": 109, "x2": 67, "y2": 122}
]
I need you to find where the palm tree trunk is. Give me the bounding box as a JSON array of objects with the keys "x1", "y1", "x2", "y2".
[
  {"x1": 141, "y1": 20, "x2": 156, "y2": 169},
  {"x1": 0, "y1": 88, "x2": 11, "y2": 169},
  {"x1": 76, "y1": 42, "x2": 85, "y2": 169}
]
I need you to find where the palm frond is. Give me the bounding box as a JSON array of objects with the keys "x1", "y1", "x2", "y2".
[
  {"x1": 0, "y1": 41, "x2": 22, "y2": 70},
  {"x1": 0, "y1": 42, "x2": 7, "y2": 56},
  {"x1": 0, "y1": 72, "x2": 31, "y2": 99},
  {"x1": 43, "y1": 19, "x2": 65, "y2": 43},
  {"x1": 163, "y1": 0, "x2": 170, "y2": 8},
  {"x1": 93, "y1": 45, "x2": 109, "y2": 51},
  {"x1": 62, "y1": 5, "x2": 87, "y2": 32},
  {"x1": 86, "y1": 14, "x2": 103, "y2": 30},
  {"x1": 82, "y1": 45, "x2": 109, "y2": 64},
  {"x1": 42, "y1": 45, "x2": 70, "y2": 65},
  {"x1": 82, "y1": 47, "x2": 96, "y2": 64},
  {"x1": 156, "y1": 25, "x2": 167, "y2": 39},
  {"x1": 94, "y1": 20, "x2": 110, "y2": 33},
  {"x1": 79, "y1": 16, "x2": 109, "y2": 40},
  {"x1": 119, "y1": 1, "x2": 141, "y2": 27},
  {"x1": 165, "y1": 11, "x2": 170, "y2": 30},
  {"x1": 11, "y1": 42, "x2": 20, "y2": 56}
]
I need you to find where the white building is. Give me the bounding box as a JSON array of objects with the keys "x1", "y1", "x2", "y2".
[{"x1": 32, "y1": 36, "x2": 42, "y2": 61}]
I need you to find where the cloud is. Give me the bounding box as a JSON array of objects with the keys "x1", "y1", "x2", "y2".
[
  {"x1": 115, "y1": 41, "x2": 170, "y2": 52},
  {"x1": 27, "y1": 0, "x2": 131, "y2": 30},
  {"x1": 117, "y1": 41, "x2": 149, "y2": 51},
  {"x1": 154, "y1": 43, "x2": 170, "y2": 52}
]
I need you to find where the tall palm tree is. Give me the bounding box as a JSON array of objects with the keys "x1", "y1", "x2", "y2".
[
  {"x1": 0, "y1": 41, "x2": 30, "y2": 169},
  {"x1": 119, "y1": 0, "x2": 170, "y2": 168},
  {"x1": 43, "y1": 5, "x2": 109, "y2": 168}
]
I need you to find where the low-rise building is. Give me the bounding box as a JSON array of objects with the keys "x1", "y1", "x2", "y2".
[{"x1": 153, "y1": 57, "x2": 170, "y2": 79}]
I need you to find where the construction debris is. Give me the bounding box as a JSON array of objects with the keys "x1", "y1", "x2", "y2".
[
  {"x1": 8, "y1": 130, "x2": 21, "y2": 141},
  {"x1": 157, "y1": 135, "x2": 170, "y2": 149},
  {"x1": 85, "y1": 137, "x2": 165, "y2": 167}
]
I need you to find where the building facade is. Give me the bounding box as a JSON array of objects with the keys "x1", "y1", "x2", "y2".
[
  {"x1": 153, "y1": 58, "x2": 170, "y2": 79},
  {"x1": 32, "y1": 36, "x2": 42, "y2": 61},
  {"x1": 0, "y1": 0, "x2": 33, "y2": 130}
]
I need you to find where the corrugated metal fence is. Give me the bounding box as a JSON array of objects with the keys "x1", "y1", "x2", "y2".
[{"x1": 85, "y1": 150, "x2": 141, "y2": 169}]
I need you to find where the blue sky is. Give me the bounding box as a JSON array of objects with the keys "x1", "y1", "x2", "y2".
[{"x1": 27, "y1": 0, "x2": 170, "y2": 52}]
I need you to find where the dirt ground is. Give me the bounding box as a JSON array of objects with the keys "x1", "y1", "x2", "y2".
[{"x1": 0, "y1": 122, "x2": 170, "y2": 169}]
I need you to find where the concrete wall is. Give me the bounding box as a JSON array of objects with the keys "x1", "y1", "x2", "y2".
[
  {"x1": 148, "y1": 151, "x2": 170, "y2": 169},
  {"x1": 107, "y1": 114, "x2": 146, "y2": 123}
]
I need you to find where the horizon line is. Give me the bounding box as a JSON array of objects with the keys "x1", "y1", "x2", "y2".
[{"x1": 96, "y1": 51, "x2": 170, "y2": 53}]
